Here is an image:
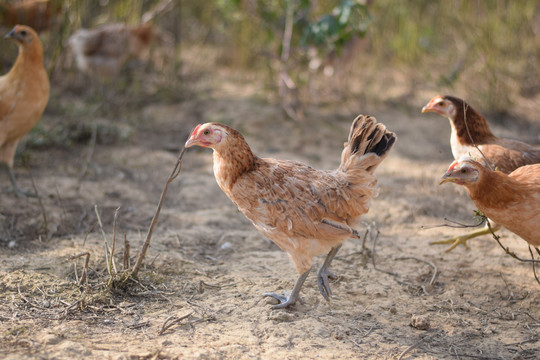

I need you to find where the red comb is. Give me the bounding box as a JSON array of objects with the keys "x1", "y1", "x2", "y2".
[
  {"x1": 447, "y1": 160, "x2": 459, "y2": 171},
  {"x1": 191, "y1": 124, "x2": 202, "y2": 136}
]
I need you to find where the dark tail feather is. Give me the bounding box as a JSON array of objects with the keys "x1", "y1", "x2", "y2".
[{"x1": 348, "y1": 115, "x2": 397, "y2": 158}]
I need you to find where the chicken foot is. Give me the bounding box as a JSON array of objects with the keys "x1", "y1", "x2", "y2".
[
  {"x1": 263, "y1": 269, "x2": 310, "y2": 309},
  {"x1": 0, "y1": 163, "x2": 36, "y2": 198},
  {"x1": 430, "y1": 223, "x2": 502, "y2": 252},
  {"x1": 318, "y1": 244, "x2": 342, "y2": 301}
]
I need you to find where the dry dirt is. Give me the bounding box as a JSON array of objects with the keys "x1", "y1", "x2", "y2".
[{"x1": 1, "y1": 66, "x2": 540, "y2": 360}]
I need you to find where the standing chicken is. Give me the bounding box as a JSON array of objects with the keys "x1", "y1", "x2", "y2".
[
  {"x1": 185, "y1": 115, "x2": 396, "y2": 309},
  {"x1": 68, "y1": 23, "x2": 155, "y2": 79},
  {"x1": 440, "y1": 158, "x2": 540, "y2": 248},
  {"x1": 0, "y1": 25, "x2": 50, "y2": 197},
  {"x1": 422, "y1": 95, "x2": 540, "y2": 250}
]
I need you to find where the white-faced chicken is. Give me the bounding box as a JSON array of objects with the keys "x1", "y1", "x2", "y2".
[
  {"x1": 0, "y1": 25, "x2": 50, "y2": 197},
  {"x1": 440, "y1": 158, "x2": 540, "y2": 249},
  {"x1": 422, "y1": 95, "x2": 540, "y2": 251},
  {"x1": 185, "y1": 115, "x2": 396, "y2": 309}
]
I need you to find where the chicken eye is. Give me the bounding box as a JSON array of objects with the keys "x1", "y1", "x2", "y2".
[
  {"x1": 203, "y1": 130, "x2": 210, "y2": 135},
  {"x1": 438, "y1": 101, "x2": 445, "y2": 107},
  {"x1": 19, "y1": 30, "x2": 28, "y2": 37},
  {"x1": 460, "y1": 168, "x2": 467, "y2": 173}
]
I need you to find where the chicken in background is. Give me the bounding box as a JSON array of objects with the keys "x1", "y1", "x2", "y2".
[
  {"x1": 440, "y1": 158, "x2": 540, "y2": 249},
  {"x1": 0, "y1": 0, "x2": 61, "y2": 32},
  {"x1": 422, "y1": 95, "x2": 540, "y2": 251},
  {"x1": 68, "y1": 22, "x2": 156, "y2": 80},
  {"x1": 0, "y1": 25, "x2": 50, "y2": 197},
  {"x1": 185, "y1": 115, "x2": 396, "y2": 309}
]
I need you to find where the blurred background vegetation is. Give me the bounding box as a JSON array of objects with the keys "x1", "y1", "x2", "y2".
[{"x1": 1, "y1": 0, "x2": 539, "y2": 118}]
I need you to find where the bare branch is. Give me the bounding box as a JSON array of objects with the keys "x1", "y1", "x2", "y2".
[{"x1": 131, "y1": 147, "x2": 186, "y2": 278}]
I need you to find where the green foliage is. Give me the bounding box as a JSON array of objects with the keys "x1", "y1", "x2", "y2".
[{"x1": 302, "y1": 0, "x2": 371, "y2": 54}]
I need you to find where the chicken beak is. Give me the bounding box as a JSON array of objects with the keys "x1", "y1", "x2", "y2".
[
  {"x1": 421, "y1": 105, "x2": 432, "y2": 113},
  {"x1": 4, "y1": 28, "x2": 15, "y2": 40},
  {"x1": 185, "y1": 136, "x2": 197, "y2": 148},
  {"x1": 439, "y1": 173, "x2": 456, "y2": 185}
]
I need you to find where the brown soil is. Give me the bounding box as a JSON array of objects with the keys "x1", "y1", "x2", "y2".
[{"x1": 1, "y1": 65, "x2": 540, "y2": 360}]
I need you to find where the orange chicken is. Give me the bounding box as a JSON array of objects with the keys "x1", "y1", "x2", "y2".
[
  {"x1": 422, "y1": 95, "x2": 540, "y2": 251},
  {"x1": 0, "y1": 0, "x2": 60, "y2": 32},
  {"x1": 185, "y1": 115, "x2": 396, "y2": 308},
  {"x1": 0, "y1": 25, "x2": 50, "y2": 197},
  {"x1": 441, "y1": 158, "x2": 540, "y2": 248}
]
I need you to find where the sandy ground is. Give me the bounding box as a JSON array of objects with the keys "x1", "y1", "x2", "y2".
[{"x1": 1, "y1": 66, "x2": 540, "y2": 360}]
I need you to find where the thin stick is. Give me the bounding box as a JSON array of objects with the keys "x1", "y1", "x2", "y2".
[
  {"x1": 109, "y1": 207, "x2": 121, "y2": 276},
  {"x1": 371, "y1": 228, "x2": 399, "y2": 277},
  {"x1": 131, "y1": 147, "x2": 186, "y2": 278},
  {"x1": 462, "y1": 103, "x2": 494, "y2": 171},
  {"x1": 69, "y1": 252, "x2": 91, "y2": 287},
  {"x1": 78, "y1": 121, "x2": 98, "y2": 185},
  {"x1": 397, "y1": 333, "x2": 437, "y2": 360},
  {"x1": 487, "y1": 219, "x2": 540, "y2": 264},
  {"x1": 395, "y1": 257, "x2": 438, "y2": 286},
  {"x1": 420, "y1": 216, "x2": 485, "y2": 230},
  {"x1": 528, "y1": 246, "x2": 540, "y2": 285},
  {"x1": 94, "y1": 205, "x2": 112, "y2": 276},
  {"x1": 28, "y1": 167, "x2": 48, "y2": 238},
  {"x1": 123, "y1": 233, "x2": 130, "y2": 270},
  {"x1": 158, "y1": 312, "x2": 193, "y2": 335}
]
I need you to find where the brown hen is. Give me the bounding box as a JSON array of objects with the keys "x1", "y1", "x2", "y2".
[
  {"x1": 422, "y1": 95, "x2": 540, "y2": 251},
  {"x1": 441, "y1": 158, "x2": 540, "y2": 248},
  {"x1": 0, "y1": 25, "x2": 50, "y2": 197},
  {"x1": 185, "y1": 115, "x2": 396, "y2": 309}
]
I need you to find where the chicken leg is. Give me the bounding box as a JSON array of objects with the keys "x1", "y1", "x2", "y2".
[
  {"x1": 430, "y1": 223, "x2": 502, "y2": 252},
  {"x1": 0, "y1": 162, "x2": 35, "y2": 198},
  {"x1": 263, "y1": 268, "x2": 310, "y2": 309},
  {"x1": 318, "y1": 244, "x2": 342, "y2": 300}
]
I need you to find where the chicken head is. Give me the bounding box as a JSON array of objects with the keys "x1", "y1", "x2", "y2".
[
  {"x1": 440, "y1": 158, "x2": 481, "y2": 186},
  {"x1": 422, "y1": 95, "x2": 457, "y2": 118},
  {"x1": 185, "y1": 123, "x2": 228, "y2": 149}
]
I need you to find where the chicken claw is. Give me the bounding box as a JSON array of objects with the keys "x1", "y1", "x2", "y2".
[
  {"x1": 263, "y1": 269, "x2": 310, "y2": 309},
  {"x1": 317, "y1": 245, "x2": 342, "y2": 300},
  {"x1": 430, "y1": 224, "x2": 501, "y2": 252}
]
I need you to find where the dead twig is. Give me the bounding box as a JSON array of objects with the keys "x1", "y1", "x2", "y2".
[
  {"x1": 94, "y1": 205, "x2": 113, "y2": 277},
  {"x1": 158, "y1": 312, "x2": 193, "y2": 335},
  {"x1": 395, "y1": 257, "x2": 438, "y2": 286},
  {"x1": 123, "y1": 233, "x2": 130, "y2": 270},
  {"x1": 69, "y1": 252, "x2": 91, "y2": 287},
  {"x1": 397, "y1": 333, "x2": 438, "y2": 360},
  {"x1": 77, "y1": 120, "x2": 98, "y2": 188},
  {"x1": 420, "y1": 215, "x2": 485, "y2": 231},
  {"x1": 28, "y1": 167, "x2": 48, "y2": 239},
  {"x1": 462, "y1": 102, "x2": 495, "y2": 171},
  {"x1": 131, "y1": 147, "x2": 186, "y2": 278},
  {"x1": 487, "y1": 219, "x2": 540, "y2": 263},
  {"x1": 108, "y1": 206, "x2": 121, "y2": 283},
  {"x1": 370, "y1": 227, "x2": 399, "y2": 277}
]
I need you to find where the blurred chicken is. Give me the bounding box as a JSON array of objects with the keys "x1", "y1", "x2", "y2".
[
  {"x1": 0, "y1": 0, "x2": 60, "y2": 32},
  {"x1": 0, "y1": 25, "x2": 49, "y2": 197},
  {"x1": 422, "y1": 95, "x2": 540, "y2": 251},
  {"x1": 440, "y1": 158, "x2": 540, "y2": 248},
  {"x1": 68, "y1": 22, "x2": 155, "y2": 79},
  {"x1": 185, "y1": 115, "x2": 396, "y2": 309}
]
